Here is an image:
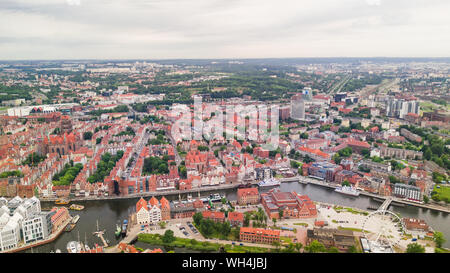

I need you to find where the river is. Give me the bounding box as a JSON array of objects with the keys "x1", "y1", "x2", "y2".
[{"x1": 23, "y1": 182, "x2": 449, "y2": 252}]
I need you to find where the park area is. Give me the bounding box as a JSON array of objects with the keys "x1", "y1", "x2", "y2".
[{"x1": 432, "y1": 185, "x2": 450, "y2": 203}]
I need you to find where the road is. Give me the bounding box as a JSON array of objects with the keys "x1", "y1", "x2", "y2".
[
  {"x1": 123, "y1": 127, "x2": 151, "y2": 180},
  {"x1": 329, "y1": 74, "x2": 352, "y2": 94}
]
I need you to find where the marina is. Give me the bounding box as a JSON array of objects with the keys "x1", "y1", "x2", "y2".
[{"x1": 22, "y1": 181, "x2": 450, "y2": 252}]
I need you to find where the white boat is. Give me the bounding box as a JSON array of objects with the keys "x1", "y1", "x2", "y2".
[
  {"x1": 67, "y1": 241, "x2": 82, "y2": 253},
  {"x1": 84, "y1": 244, "x2": 91, "y2": 252},
  {"x1": 335, "y1": 185, "x2": 360, "y2": 196},
  {"x1": 71, "y1": 215, "x2": 80, "y2": 224},
  {"x1": 257, "y1": 178, "x2": 281, "y2": 188},
  {"x1": 200, "y1": 193, "x2": 225, "y2": 203}
]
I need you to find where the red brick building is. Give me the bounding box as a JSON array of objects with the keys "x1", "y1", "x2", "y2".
[
  {"x1": 240, "y1": 227, "x2": 280, "y2": 244},
  {"x1": 237, "y1": 187, "x2": 259, "y2": 205},
  {"x1": 261, "y1": 188, "x2": 317, "y2": 220},
  {"x1": 202, "y1": 211, "x2": 225, "y2": 223},
  {"x1": 227, "y1": 211, "x2": 244, "y2": 227}
]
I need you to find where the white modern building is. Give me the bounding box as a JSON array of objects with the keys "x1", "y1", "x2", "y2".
[
  {"x1": 0, "y1": 197, "x2": 53, "y2": 250},
  {"x1": 386, "y1": 98, "x2": 420, "y2": 119},
  {"x1": 22, "y1": 212, "x2": 52, "y2": 244},
  {"x1": 0, "y1": 215, "x2": 21, "y2": 252}
]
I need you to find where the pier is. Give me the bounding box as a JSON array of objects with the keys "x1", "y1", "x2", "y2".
[
  {"x1": 93, "y1": 220, "x2": 109, "y2": 247},
  {"x1": 95, "y1": 232, "x2": 108, "y2": 247}
]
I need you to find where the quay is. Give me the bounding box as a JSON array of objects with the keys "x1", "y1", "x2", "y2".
[
  {"x1": 39, "y1": 176, "x2": 449, "y2": 214},
  {"x1": 302, "y1": 177, "x2": 450, "y2": 214},
  {"x1": 40, "y1": 181, "x2": 259, "y2": 203},
  {"x1": 0, "y1": 216, "x2": 73, "y2": 253}
]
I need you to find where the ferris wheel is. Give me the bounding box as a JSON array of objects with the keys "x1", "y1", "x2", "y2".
[{"x1": 362, "y1": 209, "x2": 405, "y2": 251}]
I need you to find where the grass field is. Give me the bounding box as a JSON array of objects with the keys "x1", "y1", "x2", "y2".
[{"x1": 433, "y1": 185, "x2": 450, "y2": 202}]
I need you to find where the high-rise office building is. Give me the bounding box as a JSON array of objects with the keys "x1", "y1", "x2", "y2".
[
  {"x1": 291, "y1": 94, "x2": 305, "y2": 120},
  {"x1": 386, "y1": 98, "x2": 420, "y2": 119}
]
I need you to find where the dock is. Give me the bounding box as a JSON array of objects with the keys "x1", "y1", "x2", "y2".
[
  {"x1": 94, "y1": 232, "x2": 108, "y2": 247},
  {"x1": 93, "y1": 220, "x2": 109, "y2": 247}
]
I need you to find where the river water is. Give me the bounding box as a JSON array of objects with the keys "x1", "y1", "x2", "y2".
[{"x1": 24, "y1": 182, "x2": 449, "y2": 252}]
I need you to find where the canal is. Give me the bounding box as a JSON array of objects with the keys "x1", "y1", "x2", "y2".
[{"x1": 24, "y1": 182, "x2": 450, "y2": 252}]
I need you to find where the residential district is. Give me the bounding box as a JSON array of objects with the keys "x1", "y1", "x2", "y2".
[{"x1": 0, "y1": 59, "x2": 448, "y2": 254}]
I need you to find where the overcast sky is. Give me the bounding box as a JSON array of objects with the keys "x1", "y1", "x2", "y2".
[{"x1": 0, "y1": 0, "x2": 449, "y2": 60}]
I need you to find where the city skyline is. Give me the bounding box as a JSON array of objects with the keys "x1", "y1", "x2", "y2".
[{"x1": 1, "y1": 0, "x2": 450, "y2": 60}]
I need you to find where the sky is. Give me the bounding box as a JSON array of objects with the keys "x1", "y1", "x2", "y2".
[{"x1": 0, "y1": 0, "x2": 449, "y2": 60}]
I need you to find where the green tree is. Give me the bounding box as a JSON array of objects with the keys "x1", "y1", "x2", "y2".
[
  {"x1": 424, "y1": 148, "x2": 432, "y2": 161},
  {"x1": 300, "y1": 133, "x2": 309, "y2": 139},
  {"x1": 433, "y1": 231, "x2": 446, "y2": 248},
  {"x1": 278, "y1": 209, "x2": 284, "y2": 219},
  {"x1": 193, "y1": 212, "x2": 203, "y2": 226},
  {"x1": 347, "y1": 245, "x2": 358, "y2": 253},
  {"x1": 158, "y1": 221, "x2": 167, "y2": 229},
  {"x1": 406, "y1": 243, "x2": 425, "y2": 253},
  {"x1": 327, "y1": 246, "x2": 340, "y2": 253},
  {"x1": 83, "y1": 131, "x2": 93, "y2": 140},
  {"x1": 162, "y1": 229, "x2": 175, "y2": 244},
  {"x1": 305, "y1": 240, "x2": 327, "y2": 253},
  {"x1": 294, "y1": 242, "x2": 303, "y2": 253}
]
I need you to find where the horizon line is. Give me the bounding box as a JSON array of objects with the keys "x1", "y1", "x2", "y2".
[{"x1": 1, "y1": 56, "x2": 450, "y2": 62}]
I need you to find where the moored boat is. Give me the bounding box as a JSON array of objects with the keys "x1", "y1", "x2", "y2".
[
  {"x1": 115, "y1": 224, "x2": 122, "y2": 237},
  {"x1": 335, "y1": 185, "x2": 360, "y2": 196},
  {"x1": 69, "y1": 204, "x2": 85, "y2": 211},
  {"x1": 67, "y1": 241, "x2": 82, "y2": 253},
  {"x1": 257, "y1": 178, "x2": 281, "y2": 188},
  {"x1": 55, "y1": 199, "x2": 70, "y2": 205},
  {"x1": 71, "y1": 215, "x2": 80, "y2": 224},
  {"x1": 121, "y1": 220, "x2": 128, "y2": 236}
]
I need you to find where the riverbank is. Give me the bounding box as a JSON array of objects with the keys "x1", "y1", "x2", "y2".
[
  {"x1": 39, "y1": 176, "x2": 450, "y2": 214},
  {"x1": 21, "y1": 180, "x2": 450, "y2": 252},
  {"x1": 40, "y1": 181, "x2": 258, "y2": 203},
  {"x1": 302, "y1": 176, "x2": 450, "y2": 214}
]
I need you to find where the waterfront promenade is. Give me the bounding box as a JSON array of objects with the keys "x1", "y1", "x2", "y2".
[
  {"x1": 292, "y1": 175, "x2": 450, "y2": 214},
  {"x1": 1, "y1": 216, "x2": 73, "y2": 253},
  {"x1": 41, "y1": 181, "x2": 258, "y2": 203}
]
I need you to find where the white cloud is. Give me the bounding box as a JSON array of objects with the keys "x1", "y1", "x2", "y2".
[{"x1": 0, "y1": 0, "x2": 449, "y2": 59}]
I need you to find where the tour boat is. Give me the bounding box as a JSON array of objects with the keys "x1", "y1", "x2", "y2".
[
  {"x1": 334, "y1": 185, "x2": 360, "y2": 196},
  {"x1": 55, "y1": 199, "x2": 70, "y2": 205},
  {"x1": 69, "y1": 204, "x2": 85, "y2": 211},
  {"x1": 257, "y1": 178, "x2": 281, "y2": 188},
  {"x1": 201, "y1": 193, "x2": 225, "y2": 203}
]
